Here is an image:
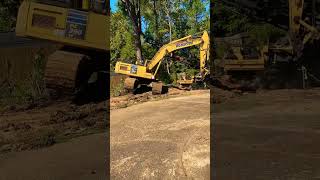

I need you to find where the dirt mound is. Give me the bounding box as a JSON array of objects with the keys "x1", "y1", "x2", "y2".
[
  {"x1": 110, "y1": 88, "x2": 209, "y2": 110},
  {"x1": 0, "y1": 100, "x2": 107, "y2": 153},
  {"x1": 111, "y1": 87, "x2": 241, "y2": 109},
  {"x1": 212, "y1": 87, "x2": 242, "y2": 104}
]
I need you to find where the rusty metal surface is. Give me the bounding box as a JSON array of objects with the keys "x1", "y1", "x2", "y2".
[
  {"x1": 44, "y1": 50, "x2": 84, "y2": 93},
  {"x1": 124, "y1": 77, "x2": 138, "y2": 90},
  {"x1": 151, "y1": 82, "x2": 163, "y2": 95}
]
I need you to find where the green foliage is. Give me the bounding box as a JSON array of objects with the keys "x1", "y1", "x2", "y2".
[
  {"x1": 0, "y1": 11, "x2": 13, "y2": 32},
  {"x1": 0, "y1": 50, "x2": 48, "y2": 107},
  {"x1": 215, "y1": 42, "x2": 228, "y2": 59},
  {"x1": 31, "y1": 50, "x2": 47, "y2": 99},
  {"x1": 156, "y1": 65, "x2": 172, "y2": 84},
  {"x1": 110, "y1": 11, "x2": 136, "y2": 66},
  {"x1": 247, "y1": 23, "x2": 286, "y2": 48},
  {"x1": 0, "y1": 0, "x2": 19, "y2": 32},
  {"x1": 213, "y1": 4, "x2": 250, "y2": 36},
  {"x1": 213, "y1": 2, "x2": 286, "y2": 58},
  {"x1": 183, "y1": 0, "x2": 209, "y2": 35},
  {"x1": 110, "y1": 79, "x2": 125, "y2": 97},
  {"x1": 110, "y1": 75, "x2": 126, "y2": 97},
  {"x1": 142, "y1": 41, "x2": 157, "y2": 60}
]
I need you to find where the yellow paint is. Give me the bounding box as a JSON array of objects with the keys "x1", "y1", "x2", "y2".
[
  {"x1": 82, "y1": 0, "x2": 89, "y2": 10},
  {"x1": 15, "y1": 1, "x2": 109, "y2": 51}
]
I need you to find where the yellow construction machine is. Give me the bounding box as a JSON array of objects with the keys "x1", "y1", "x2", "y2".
[
  {"x1": 213, "y1": 0, "x2": 320, "y2": 89},
  {"x1": 15, "y1": 0, "x2": 109, "y2": 103},
  {"x1": 114, "y1": 31, "x2": 210, "y2": 94},
  {"x1": 214, "y1": 33, "x2": 268, "y2": 75}
]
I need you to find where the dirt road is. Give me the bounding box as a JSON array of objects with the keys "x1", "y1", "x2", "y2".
[
  {"x1": 0, "y1": 90, "x2": 210, "y2": 179},
  {"x1": 0, "y1": 133, "x2": 107, "y2": 180},
  {"x1": 111, "y1": 91, "x2": 210, "y2": 179},
  {"x1": 214, "y1": 88, "x2": 320, "y2": 179},
  {"x1": 3, "y1": 86, "x2": 319, "y2": 179}
]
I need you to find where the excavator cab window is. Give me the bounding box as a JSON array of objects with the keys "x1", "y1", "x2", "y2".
[{"x1": 36, "y1": 0, "x2": 109, "y2": 15}]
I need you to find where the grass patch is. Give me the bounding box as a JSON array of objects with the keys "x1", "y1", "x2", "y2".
[
  {"x1": 110, "y1": 75, "x2": 126, "y2": 97},
  {"x1": 0, "y1": 49, "x2": 49, "y2": 109}
]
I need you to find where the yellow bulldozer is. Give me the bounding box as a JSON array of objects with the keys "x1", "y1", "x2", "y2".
[
  {"x1": 114, "y1": 31, "x2": 210, "y2": 94},
  {"x1": 15, "y1": 0, "x2": 109, "y2": 103}
]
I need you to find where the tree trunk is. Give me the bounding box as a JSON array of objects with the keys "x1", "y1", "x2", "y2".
[
  {"x1": 164, "y1": 1, "x2": 173, "y2": 42},
  {"x1": 134, "y1": 29, "x2": 143, "y2": 64},
  {"x1": 153, "y1": 0, "x2": 159, "y2": 47},
  {"x1": 121, "y1": 0, "x2": 144, "y2": 64}
]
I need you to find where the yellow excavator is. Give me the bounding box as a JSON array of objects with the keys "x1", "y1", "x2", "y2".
[
  {"x1": 214, "y1": 33, "x2": 268, "y2": 74},
  {"x1": 15, "y1": 0, "x2": 109, "y2": 103},
  {"x1": 114, "y1": 31, "x2": 210, "y2": 94}
]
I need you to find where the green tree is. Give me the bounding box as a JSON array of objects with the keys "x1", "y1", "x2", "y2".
[
  {"x1": 0, "y1": 0, "x2": 20, "y2": 32},
  {"x1": 110, "y1": 11, "x2": 136, "y2": 68},
  {"x1": 119, "y1": 0, "x2": 144, "y2": 64},
  {"x1": 183, "y1": 0, "x2": 209, "y2": 35}
]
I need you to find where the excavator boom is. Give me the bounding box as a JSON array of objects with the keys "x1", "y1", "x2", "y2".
[{"x1": 147, "y1": 31, "x2": 209, "y2": 71}]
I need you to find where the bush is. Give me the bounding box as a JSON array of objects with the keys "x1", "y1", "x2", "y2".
[
  {"x1": 0, "y1": 49, "x2": 48, "y2": 108},
  {"x1": 110, "y1": 75, "x2": 126, "y2": 97}
]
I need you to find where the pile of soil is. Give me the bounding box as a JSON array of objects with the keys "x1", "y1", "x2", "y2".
[
  {"x1": 0, "y1": 99, "x2": 107, "y2": 153},
  {"x1": 110, "y1": 88, "x2": 209, "y2": 110},
  {"x1": 212, "y1": 87, "x2": 242, "y2": 104},
  {"x1": 0, "y1": 87, "x2": 209, "y2": 153}
]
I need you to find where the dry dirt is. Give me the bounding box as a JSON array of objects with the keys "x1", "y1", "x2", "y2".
[
  {"x1": 111, "y1": 88, "x2": 212, "y2": 109},
  {"x1": 111, "y1": 91, "x2": 210, "y2": 179},
  {"x1": 0, "y1": 88, "x2": 210, "y2": 154},
  {"x1": 0, "y1": 89, "x2": 210, "y2": 180},
  {"x1": 0, "y1": 97, "x2": 107, "y2": 153},
  {"x1": 2, "y1": 85, "x2": 319, "y2": 179},
  {"x1": 213, "y1": 88, "x2": 320, "y2": 179}
]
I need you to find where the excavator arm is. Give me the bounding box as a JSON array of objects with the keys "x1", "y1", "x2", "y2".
[
  {"x1": 199, "y1": 31, "x2": 210, "y2": 77},
  {"x1": 146, "y1": 31, "x2": 210, "y2": 72}
]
